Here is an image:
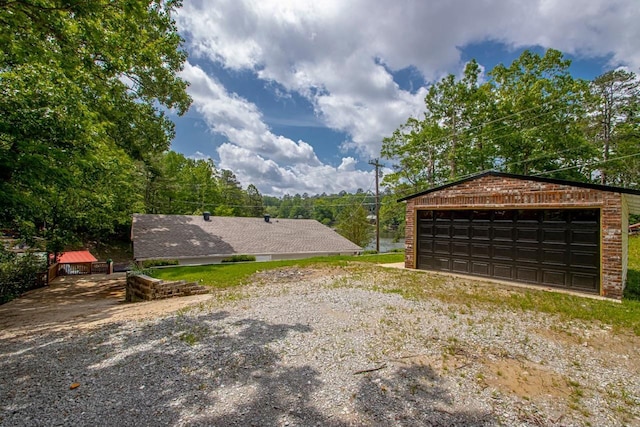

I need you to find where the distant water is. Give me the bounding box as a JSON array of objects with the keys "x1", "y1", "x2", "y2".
[{"x1": 364, "y1": 234, "x2": 404, "y2": 252}]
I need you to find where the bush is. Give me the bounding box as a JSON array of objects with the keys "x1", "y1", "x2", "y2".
[
  {"x1": 361, "y1": 250, "x2": 378, "y2": 255},
  {"x1": 141, "y1": 259, "x2": 179, "y2": 268},
  {"x1": 0, "y1": 248, "x2": 47, "y2": 304},
  {"x1": 625, "y1": 270, "x2": 640, "y2": 300},
  {"x1": 221, "y1": 255, "x2": 256, "y2": 263}
]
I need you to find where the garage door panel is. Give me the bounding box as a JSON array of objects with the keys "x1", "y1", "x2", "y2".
[
  {"x1": 515, "y1": 227, "x2": 539, "y2": 242},
  {"x1": 571, "y1": 229, "x2": 599, "y2": 244},
  {"x1": 570, "y1": 273, "x2": 599, "y2": 290},
  {"x1": 471, "y1": 243, "x2": 490, "y2": 258},
  {"x1": 493, "y1": 245, "x2": 514, "y2": 260},
  {"x1": 570, "y1": 251, "x2": 598, "y2": 268},
  {"x1": 451, "y1": 242, "x2": 470, "y2": 256},
  {"x1": 419, "y1": 255, "x2": 437, "y2": 268},
  {"x1": 516, "y1": 266, "x2": 539, "y2": 283},
  {"x1": 418, "y1": 224, "x2": 435, "y2": 236},
  {"x1": 452, "y1": 259, "x2": 470, "y2": 273},
  {"x1": 542, "y1": 270, "x2": 567, "y2": 287},
  {"x1": 434, "y1": 225, "x2": 450, "y2": 237},
  {"x1": 452, "y1": 225, "x2": 470, "y2": 238},
  {"x1": 471, "y1": 226, "x2": 490, "y2": 239},
  {"x1": 419, "y1": 239, "x2": 434, "y2": 253},
  {"x1": 542, "y1": 228, "x2": 567, "y2": 243},
  {"x1": 493, "y1": 264, "x2": 513, "y2": 279},
  {"x1": 417, "y1": 208, "x2": 600, "y2": 294},
  {"x1": 472, "y1": 261, "x2": 490, "y2": 276},
  {"x1": 570, "y1": 210, "x2": 599, "y2": 222},
  {"x1": 433, "y1": 257, "x2": 451, "y2": 270},
  {"x1": 541, "y1": 249, "x2": 567, "y2": 265},
  {"x1": 516, "y1": 247, "x2": 539, "y2": 263},
  {"x1": 493, "y1": 227, "x2": 513, "y2": 241},
  {"x1": 434, "y1": 240, "x2": 451, "y2": 254}
]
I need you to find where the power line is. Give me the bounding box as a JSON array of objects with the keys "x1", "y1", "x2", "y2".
[
  {"x1": 369, "y1": 159, "x2": 384, "y2": 252},
  {"x1": 533, "y1": 151, "x2": 640, "y2": 177},
  {"x1": 393, "y1": 97, "x2": 578, "y2": 155}
]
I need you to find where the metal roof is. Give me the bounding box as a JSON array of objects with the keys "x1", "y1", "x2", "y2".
[
  {"x1": 398, "y1": 171, "x2": 640, "y2": 214},
  {"x1": 132, "y1": 215, "x2": 362, "y2": 260},
  {"x1": 57, "y1": 251, "x2": 98, "y2": 264}
]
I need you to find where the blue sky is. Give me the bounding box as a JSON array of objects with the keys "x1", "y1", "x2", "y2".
[{"x1": 171, "y1": 0, "x2": 640, "y2": 196}]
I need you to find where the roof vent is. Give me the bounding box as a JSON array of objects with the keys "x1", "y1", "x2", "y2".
[
  {"x1": 203, "y1": 212, "x2": 211, "y2": 221},
  {"x1": 264, "y1": 214, "x2": 270, "y2": 223}
]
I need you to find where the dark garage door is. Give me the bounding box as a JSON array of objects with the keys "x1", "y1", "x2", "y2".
[{"x1": 417, "y1": 209, "x2": 600, "y2": 292}]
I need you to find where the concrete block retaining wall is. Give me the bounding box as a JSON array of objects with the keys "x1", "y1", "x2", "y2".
[{"x1": 126, "y1": 273, "x2": 209, "y2": 302}]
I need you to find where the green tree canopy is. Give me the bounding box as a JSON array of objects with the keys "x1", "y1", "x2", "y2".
[
  {"x1": 382, "y1": 48, "x2": 604, "y2": 195},
  {"x1": 0, "y1": 0, "x2": 191, "y2": 250},
  {"x1": 336, "y1": 204, "x2": 373, "y2": 248},
  {"x1": 586, "y1": 69, "x2": 640, "y2": 186}
]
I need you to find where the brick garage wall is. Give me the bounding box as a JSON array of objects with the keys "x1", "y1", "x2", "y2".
[
  {"x1": 404, "y1": 174, "x2": 626, "y2": 299},
  {"x1": 126, "y1": 273, "x2": 209, "y2": 302}
]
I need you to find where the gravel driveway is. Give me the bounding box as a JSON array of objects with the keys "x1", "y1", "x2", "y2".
[{"x1": 1, "y1": 265, "x2": 638, "y2": 426}]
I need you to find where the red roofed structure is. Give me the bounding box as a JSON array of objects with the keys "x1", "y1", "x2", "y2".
[
  {"x1": 57, "y1": 251, "x2": 97, "y2": 264},
  {"x1": 55, "y1": 251, "x2": 98, "y2": 275}
]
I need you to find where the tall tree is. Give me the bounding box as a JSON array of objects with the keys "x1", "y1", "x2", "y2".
[
  {"x1": 586, "y1": 69, "x2": 640, "y2": 185},
  {"x1": 488, "y1": 49, "x2": 593, "y2": 179},
  {"x1": 336, "y1": 204, "x2": 373, "y2": 248},
  {"x1": 423, "y1": 59, "x2": 493, "y2": 179},
  {"x1": 217, "y1": 170, "x2": 245, "y2": 216},
  {"x1": 245, "y1": 184, "x2": 264, "y2": 217},
  {"x1": 382, "y1": 117, "x2": 446, "y2": 196},
  {"x1": 382, "y1": 60, "x2": 493, "y2": 195},
  {"x1": 0, "y1": 0, "x2": 191, "y2": 248}
]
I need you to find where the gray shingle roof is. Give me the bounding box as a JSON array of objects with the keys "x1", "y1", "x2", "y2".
[{"x1": 132, "y1": 214, "x2": 362, "y2": 260}]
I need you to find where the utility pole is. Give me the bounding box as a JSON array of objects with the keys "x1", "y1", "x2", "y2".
[{"x1": 368, "y1": 159, "x2": 384, "y2": 253}]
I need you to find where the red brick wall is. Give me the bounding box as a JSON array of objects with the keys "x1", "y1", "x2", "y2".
[{"x1": 404, "y1": 175, "x2": 625, "y2": 299}]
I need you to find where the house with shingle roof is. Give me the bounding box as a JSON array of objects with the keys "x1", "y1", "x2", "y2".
[{"x1": 132, "y1": 214, "x2": 362, "y2": 265}]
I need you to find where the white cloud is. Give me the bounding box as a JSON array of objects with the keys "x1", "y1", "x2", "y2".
[
  {"x1": 182, "y1": 62, "x2": 374, "y2": 196},
  {"x1": 187, "y1": 151, "x2": 211, "y2": 161},
  {"x1": 217, "y1": 144, "x2": 374, "y2": 196},
  {"x1": 175, "y1": 0, "x2": 640, "y2": 194},
  {"x1": 177, "y1": 0, "x2": 640, "y2": 158},
  {"x1": 181, "y1": 62, "x2": 321, "y2": 166}
]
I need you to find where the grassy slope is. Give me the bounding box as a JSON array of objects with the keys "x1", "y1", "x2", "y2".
[
  {"x1": 625, "y1": 235, "x2": 640, "y2": 300},
  {"x1": 151, "y1": 253, "x2": 404, "y2": 289}
]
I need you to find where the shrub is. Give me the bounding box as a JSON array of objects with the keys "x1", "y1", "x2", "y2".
[
  {"x1": 0, "y1": 248, "x2": 47, "y2": 304},
  {"x1": 141, "y1": 259, "x2": 179, "y2": 268},
  {"x1": 221, "y1": 255, "x2": 256, "y2": 263},
  {"x1": 361, "y1": 250, "x2": 378, "y2": 255}
]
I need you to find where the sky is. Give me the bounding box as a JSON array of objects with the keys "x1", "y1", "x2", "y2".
[{"x1": 169, "y1": 0, "x2": 640, "y2": 197}]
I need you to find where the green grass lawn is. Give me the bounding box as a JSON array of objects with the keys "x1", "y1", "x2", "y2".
[
  {"x1": 151, "y1": 252, "x2": 404, "y2": 289},
  {"x1": 151, "y1": 239, "x2": 640, "y2": 335},
  {"x1": 625, "y1": 234, "x2": 640, "y2": 300}
]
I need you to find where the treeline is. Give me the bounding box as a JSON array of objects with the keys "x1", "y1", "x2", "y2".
[
  {"x1": 382, "y1": 49, "x2": 640, "y2": 197},
  {"x1": 263, "y1": 191, "x2": 402, "y2": 235},
  {"x1": 1, "y1": 1, "x2": 192, "y2": 253},
  {"x1": 145, "y1": 151, "x2": 264, "y2": 218}
]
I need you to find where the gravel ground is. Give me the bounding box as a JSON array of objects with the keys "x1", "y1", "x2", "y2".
[{"x1": 1, "y1": 266, "x2": 639, "y2": 426}]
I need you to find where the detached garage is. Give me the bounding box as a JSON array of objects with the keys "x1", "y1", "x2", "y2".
[{"x1": 399, "y1": 172, "x2": 640, "y2": 299}]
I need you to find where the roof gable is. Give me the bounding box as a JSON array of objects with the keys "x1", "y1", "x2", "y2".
[
  {"x1": 398, "y1": 172, "x2": 640, "y2": 212},
  {"x1": 132, "y1": 215, "x2": 362, "y2": 260}
]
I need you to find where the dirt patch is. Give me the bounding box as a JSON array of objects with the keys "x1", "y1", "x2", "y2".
[
  {"x1": 0, "y1": 273, "x2": 212, "y2": 339},
  {"x1": 482, "y1": 357, "x2": 571, "y2": 400}
]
